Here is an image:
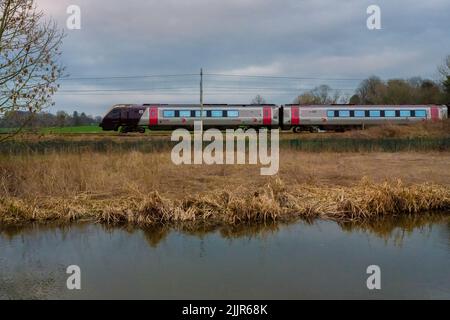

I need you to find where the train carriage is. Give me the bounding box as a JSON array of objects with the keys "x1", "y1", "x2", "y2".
[
  {"x1": 100, "y1": 103, "x2": 448, "y2": 133},
  {"x1": 101, "y1": 104, "x2": 279, "y2": 132},
  {"x1": 283, "y1": 104, "x2": 448, "y2": 132}
]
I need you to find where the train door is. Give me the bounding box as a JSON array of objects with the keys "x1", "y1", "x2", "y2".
[
  {"x1": 430, "y1": 107, "x2": 439, "y2": 121},
  {"x1": 149, "y1": 107, "x2": 158, "y2": 126},
  {"x1": 263, "y1": 107, "x2": 272, "y2": 126},
  {"x1": 291, "y1": 107, "x2": 300, "y2": 125}
]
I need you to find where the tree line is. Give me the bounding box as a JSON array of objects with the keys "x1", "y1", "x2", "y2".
[
  {"x1": 290, "y1": 76, "x2": 448, "y2": 105},
  {"x1": 257, "y1": 56, "x2": 450, "y2": 106},
  {"x1": 0, "y1": 110, "x2": 101, "y2": 128}
]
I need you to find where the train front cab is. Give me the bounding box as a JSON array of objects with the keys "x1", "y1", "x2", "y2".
[
  {"x1": 99, "y1": 105, "x2": 122, "y2": 131},
  {"x1": 100, "y1": 104, "x2": 146, "y2": 132}
]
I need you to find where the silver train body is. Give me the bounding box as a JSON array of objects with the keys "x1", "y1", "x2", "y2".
[{"x1": 99, "y1": 103, "x2": 448, "y2": 132}]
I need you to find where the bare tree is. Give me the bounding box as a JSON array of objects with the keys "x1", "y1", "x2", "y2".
[
  {"x1": 293, "y1": 85, "x2": 343, "y2": 104},
  {"x1": 251, "y1": 94, "x2": 266, "y2": 104},
  {"x1": 355, "y1": 76, "x2": 384, "y2": 104},
  {"x1": 438, "y1": 55, "x2": 450, "y2": 78},
  {"x1": 438, "y1": 55, "x2": 450, "y2": 100},
  {"x1": 0, "y1": 0, "x2": 64, "y2": 141}
]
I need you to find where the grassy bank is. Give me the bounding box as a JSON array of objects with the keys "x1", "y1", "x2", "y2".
[
  {"x1": 1, "y1": 178, "x2": 448, "y2": 226},
  {"x1": 0, "y1": 149, "x2": 449, "y2": 226}
]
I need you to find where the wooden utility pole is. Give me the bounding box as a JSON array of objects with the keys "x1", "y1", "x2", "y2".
[{"x1": 200, "y1": 68, "x2": 203, "y2": 119}]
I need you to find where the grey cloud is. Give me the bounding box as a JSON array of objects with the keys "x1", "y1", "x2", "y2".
[{"x1": 35, "y1": 0, "x2": 450, "y2": 115}]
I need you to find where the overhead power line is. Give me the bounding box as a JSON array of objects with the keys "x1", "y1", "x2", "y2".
[
  {"x1": 58, "y1": 86, "x2": 356, "y2": 93},
  {"x1": 59, "y1": 73, "x2": 198, "y2": 81},
  {"x1": 54, "y1": 72, "x2": 360, "y2": 98},
  {"x1": 58, "y1": 73, "x2": 366, "y2": 82},
  {"x1": 204, "y1": 73, "x2": 365, "y2": 81}
]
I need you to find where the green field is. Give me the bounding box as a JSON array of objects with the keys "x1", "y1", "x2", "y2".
[{"x1": 39, "y1": 125, "x2": 104, "y2": 134}]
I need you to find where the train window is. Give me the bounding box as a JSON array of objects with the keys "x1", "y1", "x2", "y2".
[
  {"x1": 385, "y1": 110, "x2": 396, "y2": 117},
  {"x1": 211, "y1": 110, "x2": 223, "y2": 117},
  {"x1": 227, "y1": 110, "x2": 239, "y2": 117},
  {"x1": 400, "y1": 110, "x2": 411, "y2": 117},
  {"x1": 194, "y1": 110, "x2": 207, "y2": 117},
  {"x1": 338, "y1": 110, "x2": 350, "y2": 117},
  {"x1": 327, "y1": 110, "x2": 335, "y2": 117},
  {"x1": 179, "y1": 110, "x2": 190, "y2": 117},
  {"x1": 415, "y1": 110, "x2": 427, "y2": 117},
  {"x1": 109, "y1": 109, "x2": 120, "y2": 118},
  {"x1": 369, "y1": 110, "x2": 381, "y2": 117},
  {"x1": 163, "y1": 110, "x2": 175, "y2": 118},
  {"x1": 354, "y1": 110, "x2": 365, "y2": 117}
]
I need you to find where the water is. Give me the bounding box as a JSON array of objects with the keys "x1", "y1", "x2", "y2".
[{"x1": 0, "y1": 216, "x2": 449, "y2": 299}]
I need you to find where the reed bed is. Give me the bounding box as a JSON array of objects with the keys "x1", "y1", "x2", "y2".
[
  {"x1": 1, "y1": 148, "x2": 449, "y2": 226},
  {"x1": 1, "y1": 178, "x2": 448, "y2": 226},
  {"x1": 0, "y1": 136, "x2": 449, "y2": 155},
  {"x1": 2, "y1": 150, "x2": 449, "y2": 196}
]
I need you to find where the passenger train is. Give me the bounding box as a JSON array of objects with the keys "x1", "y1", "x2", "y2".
[{"x1": 99, "y1": 103, "x2": 448, "y2": 133}]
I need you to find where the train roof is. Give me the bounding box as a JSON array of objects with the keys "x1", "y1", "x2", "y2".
[
  {"x1": 141, "y1": 103, "x2": 277, "y2": 107},
  {"x1": 285, "y1": 104, "x2": 445, "y2": 108}
]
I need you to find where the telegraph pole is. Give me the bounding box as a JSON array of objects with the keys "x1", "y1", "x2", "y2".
[{"x1": 200, "y1": 68, "x2": 203, "y2": 119}]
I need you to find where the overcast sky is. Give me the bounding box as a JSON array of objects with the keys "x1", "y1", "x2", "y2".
[{"x1": 36, "y1": 0, "x2": 450, "y2": 116}]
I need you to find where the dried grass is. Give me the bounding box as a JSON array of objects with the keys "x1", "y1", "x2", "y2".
[
  {"x1": 0, "y1": 148, "x2": 449, "y2": 226},
  {"x1": 1, "y1": 178, "x2": 448, "y2": 226},
  {"x1": 341, "y1": 119, "x2": 450, "y2": 139}
]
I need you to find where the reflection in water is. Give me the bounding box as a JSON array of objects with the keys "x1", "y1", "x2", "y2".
[
  {"x1": 0, "y1": 214, "x2": 449, "y2": 299},
  {"x1": 1, "y1": 214, "x2": 447, "y2": 248},
  {"x1": 339, "y1": 214, "x2": 450, "y2": 247}
]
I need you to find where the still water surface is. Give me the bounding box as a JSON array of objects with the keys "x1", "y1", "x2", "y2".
[{"x1": 0, "y1": 216, "x2": 449, "y2": 299}]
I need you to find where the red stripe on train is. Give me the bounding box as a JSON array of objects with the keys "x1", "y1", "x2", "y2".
[
  {"x1": 149, "y1": 107, "x2": 158, "y2": 125},
  {"x1": 430, "y1": 107, "x2": 439, "y2": 121},
  {"x1": 263, "y1": 107, "x2": 272, "y2": 125},
  {"x1": 291, "y1": 107, "x2": 300, "y2": 125}
]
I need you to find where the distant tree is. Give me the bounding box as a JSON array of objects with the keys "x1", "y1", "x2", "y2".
[
  {"x1": 384, "y1": 79, "x2": 415, "y2": 104},
  {"x1": 56, "y1": 110, "x2": 68, "y2": 127},
  {"x1": 353, "y1": 76, "x2": 445, "y2": 104},
  {"x1": 438, "y1": 55, "x2": 450, "y2": 79},
  {"x1": 72, "y1": 111, "x2": 80, "y2": 126},
  {"x1": 251, "y1": 94, "x2": 266, "y2": 104},
  {"x1": 349, "y1": 94, "x2": 361, "y2": 104},
  {"x1": 418, "y1": 79, "x2": 443, "y2": 104},
  {"x1": 294, "y1": 92, "x2": 319, "y2": 104},
  {"x1": 438, "y1": 55, "x2": 450, "y2": 102},
  {"x1": 0, "y1": 0, "x2": 64, "y2": 141},
  {"x1": 312, "y1": 85, "x2": 341, "y2": 104},
  {"x1": 443, "y1": 77, "x2": 450, "y2": 99},
  {"x1": 294, "y1": 85, "x2": 342, "y2": 104},
  {"x1": 80, "y1": 112, "x2": 87, "y2": 124},
  {"x1": 0, "y1": 109, "x2": 101, "y2": 128},
  {"x1": 355, "y1": 76, "x2": 385, "y2": 104}
]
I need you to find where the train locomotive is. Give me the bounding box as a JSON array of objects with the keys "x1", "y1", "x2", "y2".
[{"x1": 99, "y1": 103, "x2": 448, "y2": 133}]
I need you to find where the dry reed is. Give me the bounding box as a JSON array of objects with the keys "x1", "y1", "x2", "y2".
[
  {"x1": 0, "y1": 178, "x2": 448, "y2": 226},
  {"x1": 1, "y1": 149, "x2": 449, "y2": 226}
]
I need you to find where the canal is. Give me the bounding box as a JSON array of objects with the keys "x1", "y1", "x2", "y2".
[{"x1": 0, "y1": 215, "x2": 449, "y2": 299}]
